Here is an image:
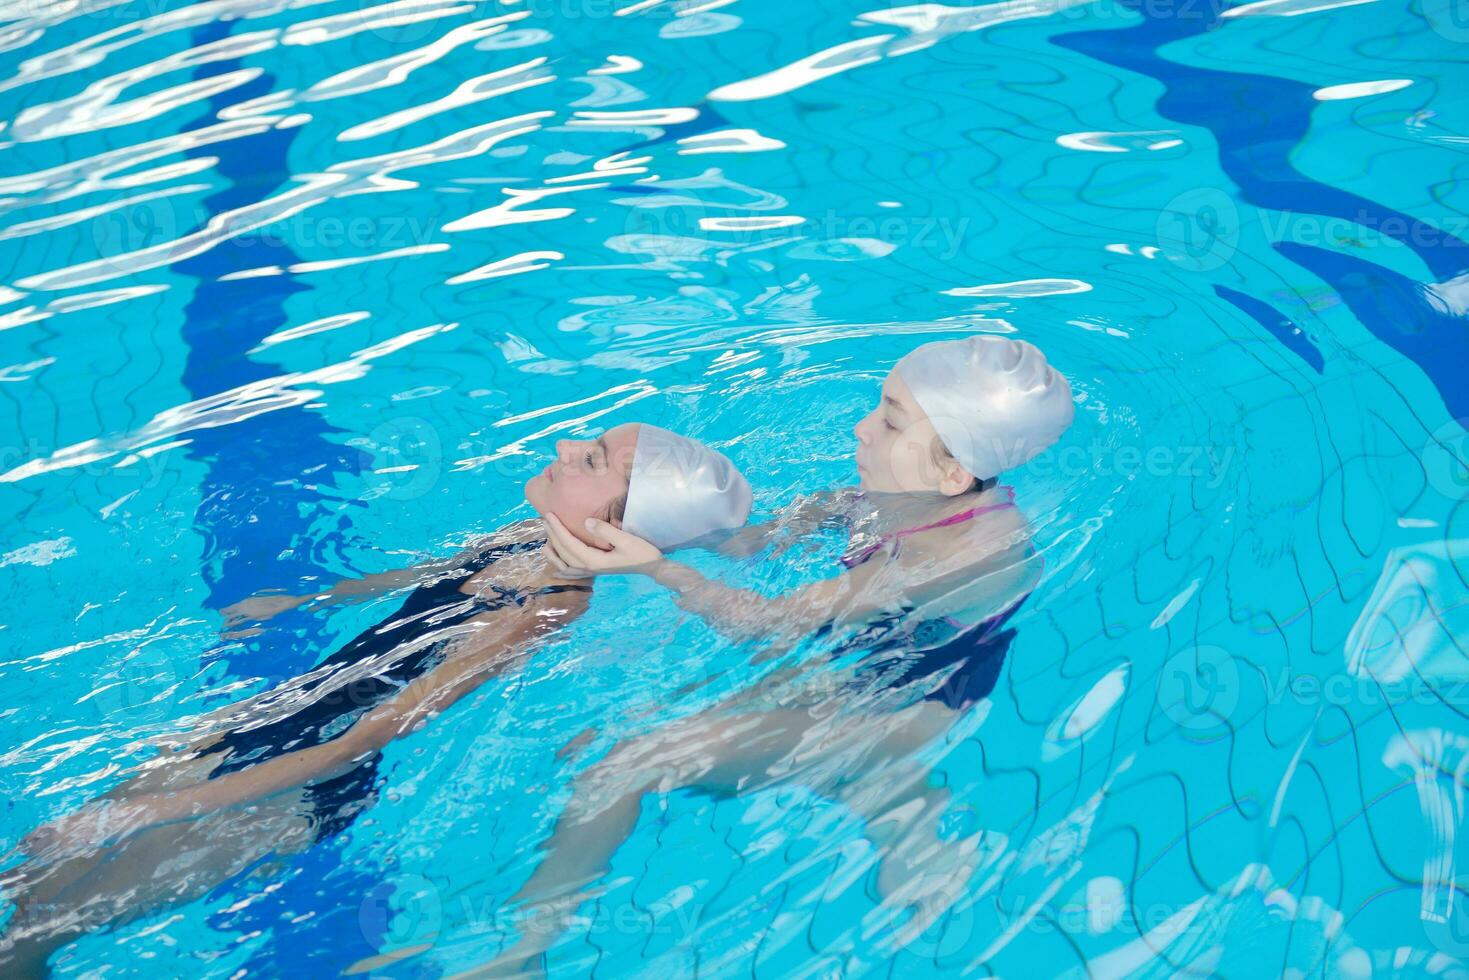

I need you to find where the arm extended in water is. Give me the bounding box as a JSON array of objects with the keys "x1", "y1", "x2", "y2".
[
  {"x1": 544, "y1": 509, "x2": 1032, "y2": 647},
  {"x1": 693, "y1": 490, "x2": 854, "y2": 559},
  {"x1": 16, "y1": 610, "x2": 564, "y2": 864},
  {"x1": 221, "y1": 520, "x2": 542, "y2": 626}
]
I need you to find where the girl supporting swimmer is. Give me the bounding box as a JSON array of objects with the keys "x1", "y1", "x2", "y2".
[{"x1": 491, "y1": 335, "x2": 1077, "y2": 972}]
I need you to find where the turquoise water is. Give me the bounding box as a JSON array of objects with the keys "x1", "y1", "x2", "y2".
[{"x1": 2, "y1": 0, "x2": 1468, "y2": 974}]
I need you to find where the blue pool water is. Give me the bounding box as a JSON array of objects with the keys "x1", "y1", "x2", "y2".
[{"x1": 1, "y1": 0, "x2": 1467, "y2": 974}]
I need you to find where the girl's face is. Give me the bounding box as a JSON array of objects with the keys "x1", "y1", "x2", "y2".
[
  {"x1": 853, "y1": 371, "x2": 972, "y2": 495},
  {"x1": 525, "y1": 423, "x2": 641, "y2": 546}
]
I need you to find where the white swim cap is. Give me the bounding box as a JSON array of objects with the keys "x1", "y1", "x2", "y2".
[
  {"x1": 896, "y1": 335, "x2": 1075, "y2": 480},
  {"x1": 621, "y1": 424, "x2": 753, "y2": 551}
]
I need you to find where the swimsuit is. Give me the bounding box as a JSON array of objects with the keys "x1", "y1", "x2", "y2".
[
  {"x1": 821, "y1": 486, "x2": 1031, "y2": 712},
  {"x1": 837, "y1": 485, "x2": 1020, "y2": 571},
  {"x1": 198, "y1": 539, "x2": 589, "y2": 844}
]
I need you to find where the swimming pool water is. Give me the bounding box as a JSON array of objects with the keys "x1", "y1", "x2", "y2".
[{"x1": 1, "y1": 0, "x2": 1467, "y2": 975}]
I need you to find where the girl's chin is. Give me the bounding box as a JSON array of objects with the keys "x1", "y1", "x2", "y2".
[{"x1": 523, "y1": 474, "x2": 548, "y2": 510}]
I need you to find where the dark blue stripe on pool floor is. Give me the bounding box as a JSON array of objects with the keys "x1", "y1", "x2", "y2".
[
  {"x1": 1214, "y1": 284, "x2": 1324, "y2": 374},
  {"x1": 1278, "y1": 241, "x2": 1467, "y2": 417},
  {"x1": 1057, "y1": 0, "x2": 1468, "y2": 417},
  {"x1": 170, "y1": 21, "x2": 384, "y2": 977}
]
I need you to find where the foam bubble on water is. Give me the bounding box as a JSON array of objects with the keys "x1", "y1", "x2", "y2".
[
  {"x1": 1221, "y1": 0, "x2": 1378, "y2": 17},
  {"x1": 447, "y1": 250, "x2": 565, "y2": 284},
  {"x1": 708, "y1": 0, "x2": 1099, "y2": 102},
  {"x1": 588, "y1": 55, "x2": 643, "y2": 76},
  {"x1": 1042, "y1": 665, "x2": 1128, "y2": 759},
  {"x1": 676, "y1": 129, "x2": 786, "y2": 155},
  {"x1": 1056, "y1": 131, "x2": 1182, "y2": 153},
  {"x1": 1313, "y1": 78, "x2": 1413, "y2": 101},
  {"x1": 943, "y1": 279, "x2": 1093, "y2": 298},
  {"x1": 0, "y1": 536, "x2": 75, "y2": 568}
]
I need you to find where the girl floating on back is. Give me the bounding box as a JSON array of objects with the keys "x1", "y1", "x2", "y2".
[{"x1": 0, "y1": 423, "x2": 752, "y2": 978}]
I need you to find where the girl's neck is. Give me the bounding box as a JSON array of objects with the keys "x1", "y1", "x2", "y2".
[
  {"x1": 857, "y1": 483, "x2": 995, "y2": 534},
  {"x1": 465, "y1": 540, "x2": 585, "y2": 592}
]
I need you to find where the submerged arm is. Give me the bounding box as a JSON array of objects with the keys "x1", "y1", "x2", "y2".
[
  {"x1": 696, "y1": 490, "x2": 854, "y2": 559},
  {"x1": 657, "y1": 534, "x2": 1036, "y2": 646},
  {"x1": 644, "y1": 559, "x2": 875, "y2": 644},
  {"x1": 22, "y1": 608, "x2": 571, "y2": 861},
  {"x1": 546, "y1": 520, "x2": 910, "y2": 643},
  {"x1": 222, "y1": 520, "x2": 542, "y2": 625},
  {"x1": 546, "y1": 508, "x2": 1033, "y2": 648},
  {"x1": 161, "y1": 618, "x2": 556, "y2": 812}
]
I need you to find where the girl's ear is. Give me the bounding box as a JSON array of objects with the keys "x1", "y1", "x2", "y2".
[{"x1": 937, "y1": 458, "x2": 975, "y2": 497}]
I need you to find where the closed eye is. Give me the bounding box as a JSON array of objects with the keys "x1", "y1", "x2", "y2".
[
  {"x1": 585, "y1": 451, "x2": 594, "y2": 468},
  {"x1": 884, "y1": 418, "x2": 898, "y2": 431}
]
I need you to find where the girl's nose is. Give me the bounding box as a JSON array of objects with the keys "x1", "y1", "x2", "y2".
[{"x1": 854, "y1": 416, "x2": 872, "y2": 445}]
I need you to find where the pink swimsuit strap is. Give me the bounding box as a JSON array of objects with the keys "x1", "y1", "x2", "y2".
[{"x1": 840, "y1": 485, "x2": 1017, "y2": 569}]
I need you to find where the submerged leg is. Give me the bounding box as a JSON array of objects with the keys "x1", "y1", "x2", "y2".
[
  {"x1": 831, "y1": 702, "x2": 1000, "y2": 945},
  {"x1": 479, "y1": 699, "x2": 966, "y2": 976},
  {"x1": 473, "y1": 707, "x2": 826, "y2": 977},
  {"x1": 0, "y1": 789, "x2": 318, "y2": 977},
  {"x1": 0, "y1": 733, "x2": 246, "y2": 952}
]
